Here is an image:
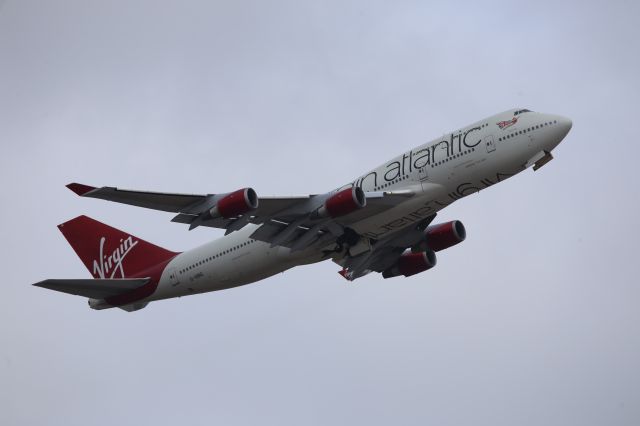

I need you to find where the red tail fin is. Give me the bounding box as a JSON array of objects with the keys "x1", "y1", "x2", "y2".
[{"x1": 58, "y1": 216, "x2": 178, "y2": 279}]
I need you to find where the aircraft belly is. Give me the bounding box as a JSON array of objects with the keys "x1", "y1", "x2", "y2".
[
  {"x1": 349, "y1": 185, "x2": 448, "y2": 240},
  {"x1": 202, "y1": 245, "x2": 294, "y2": 292}
]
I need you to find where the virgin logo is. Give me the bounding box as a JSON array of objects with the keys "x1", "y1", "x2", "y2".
[
  {"x1": 92, "y1": 236, "x2": 139, "y2": 278},
  {"x1": 497, "y1": 117, "x2": 517, "y2": 130}
]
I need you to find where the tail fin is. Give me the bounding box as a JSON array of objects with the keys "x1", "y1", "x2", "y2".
[{"x1": 58, "y1": 215, "x2": 178, "y2": 279}]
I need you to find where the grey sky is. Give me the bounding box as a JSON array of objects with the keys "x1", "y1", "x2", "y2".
[{"x1": 1, "y1": 1, "x2": 639, "y2": 425}]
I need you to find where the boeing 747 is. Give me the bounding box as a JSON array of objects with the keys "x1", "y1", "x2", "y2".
[{"x1": 34, "y1": 108, "x2": 572, "y2": 311}]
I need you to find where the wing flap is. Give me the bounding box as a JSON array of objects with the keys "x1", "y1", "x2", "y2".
[{"x1": 33, "y1": 278, "x2": 150, "y2": 299}]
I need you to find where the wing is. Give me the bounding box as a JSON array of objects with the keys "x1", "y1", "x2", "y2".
[
  {"x1": 33, "y1": 278, "x2": 150, "y2": 299},
  {"x1": 66, "y1": 183, "x2": 307, "y2": 216},
  {"x1": 335, "y1": 214, "x2": 437, "y2": 281},
  {"x1": 67, "y1": 183, "x2": 417, "y2": 252}
]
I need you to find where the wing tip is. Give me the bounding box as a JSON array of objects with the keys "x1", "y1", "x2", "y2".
[
  {"x1": 32, "y1": 280, "x2": 51, "y2": 289},
  {"x1": 66, "y1": 182, "x2": 96, "y2": 196}
]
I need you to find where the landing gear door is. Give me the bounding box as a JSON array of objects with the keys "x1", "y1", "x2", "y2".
[{"x1": 485, "y1": 135, "x2": 496, "y2": 153}]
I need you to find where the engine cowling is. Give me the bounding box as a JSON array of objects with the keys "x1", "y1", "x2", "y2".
[
  {"x1": 210, "y1": 188, "x2": 258, "y2": 219},
  {"x1": 383, "y1": 250, "x2": 437, "y2": 278},
  {"x1": 318, "y1": 187, "x2": 366, "y2": 218},
  {"x1": 425, "y1": 220, "x2": 466, "y2": 252}
]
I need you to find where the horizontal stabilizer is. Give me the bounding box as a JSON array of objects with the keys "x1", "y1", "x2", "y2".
[{"x1": 33, "y1": 278, "x2": 150, "y2": 299}]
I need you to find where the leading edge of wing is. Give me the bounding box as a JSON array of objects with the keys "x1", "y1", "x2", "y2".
[{"x1": 66, "y1": 183, "x2": 207, "y2": 213}]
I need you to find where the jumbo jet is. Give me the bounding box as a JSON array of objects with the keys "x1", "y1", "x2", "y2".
[{"x1": 34, "y1": 108, "x2": 572, "y2": 312}]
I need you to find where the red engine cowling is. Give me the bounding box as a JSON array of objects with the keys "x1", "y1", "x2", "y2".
[
  {"x1": 425, "y1": 220, "x2": 466, "y2": 252},
  {"x1": 383, "y1": 250, "x2": 437, "y2": 278},
  {"x1": 319, "y1": 187, "x2": 366, "y2": 218},
  {"x1": 211, "y1": 188, "x2": 259, "y2": 218}
]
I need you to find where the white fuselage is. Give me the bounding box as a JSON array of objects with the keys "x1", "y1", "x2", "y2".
[{"x1": 151, "y1": 109, "x2": 572, "y2": 302}]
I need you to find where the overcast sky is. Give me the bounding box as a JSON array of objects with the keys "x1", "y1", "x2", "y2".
[{"x1": 1, "y1": 1, "x2": 639, "y2": 425}]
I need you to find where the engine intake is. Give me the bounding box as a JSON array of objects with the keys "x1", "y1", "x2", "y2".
[
  {"x1": 210, "y1": 188, "x2": 259, "y2": 219},
  {"x1": 318, "y1": 187, "x2": 366, "y2": 218},
  {"x1": 383, "y1": 250, "x2": 437, "y2": 278},
  {"x1": 425, "y1": 220, "x2": 466, "y2": 252}
]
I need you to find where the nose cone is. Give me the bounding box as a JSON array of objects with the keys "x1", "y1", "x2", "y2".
[
  {"x1": 557, "y1": 115, "x2": 573, "y2": 138},
  {"x1": 543, "y1": 114, "x2": 572, "y2": 150}
]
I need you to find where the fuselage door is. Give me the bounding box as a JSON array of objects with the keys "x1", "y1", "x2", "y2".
[
  {"x1": 485, "y1": 135, "x2": 496, "y2": 153},
  {"x1": 418, "y1": 165, "x2": 428, "y2": 182}
]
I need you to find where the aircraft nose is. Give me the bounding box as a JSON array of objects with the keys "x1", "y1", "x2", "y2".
[
  {"x1": 547, "y1": 114, "x2": 572, "y2": 145},
  {"x1": 536, "y1": 113, "x2": 572, "y2": 151},
  {"x1": 558, "y1": 116, "x2": 573, "y2": 136}
]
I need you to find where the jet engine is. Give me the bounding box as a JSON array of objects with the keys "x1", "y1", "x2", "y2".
[
  {"x1": 318, "y1": 187, "x2": 366, "y2": 218},
  {"x1": 209, "y1": 188, "x2": 259, "y2": 219},
  {"x1": 383, "y1": 250, "x2": 437, "y2": 278},
  {"x1": 425, "y1": 220, "x2": 466, "y2": 251}
]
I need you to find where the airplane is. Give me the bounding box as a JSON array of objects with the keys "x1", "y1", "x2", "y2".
[{"x1": 34, "y1": 108, "x2": 572, "y2": 312}]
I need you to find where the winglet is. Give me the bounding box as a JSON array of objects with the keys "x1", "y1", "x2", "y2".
[{"x1": 66, "y1": 182, "x2": 97, "y2": 196}]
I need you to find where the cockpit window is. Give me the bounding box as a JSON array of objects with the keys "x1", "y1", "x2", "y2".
[{"x1": 514, "y1": 109, "x2": 532, "y2": 116}]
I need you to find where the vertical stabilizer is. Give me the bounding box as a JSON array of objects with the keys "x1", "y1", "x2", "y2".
[{"x1": 58, "y1": 215, "x2": 178, "y2": 279}]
